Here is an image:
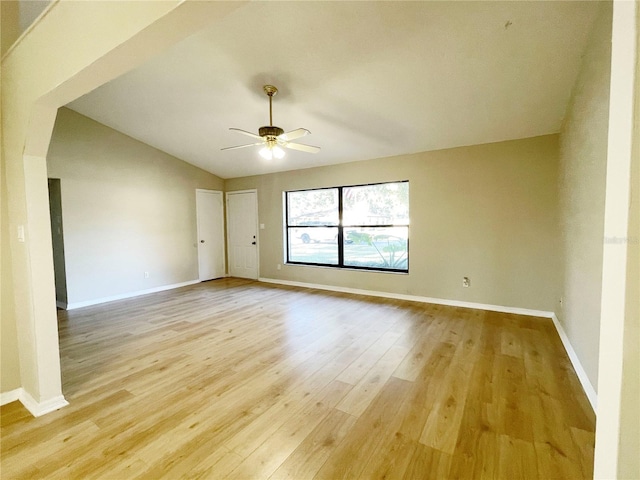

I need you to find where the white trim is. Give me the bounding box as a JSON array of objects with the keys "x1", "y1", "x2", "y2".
[
  {"x1": 66, "y1": 280, "x2": 200, "y2": 310},
  {"x1": 225, "y1": 189, "x2": 258, "y2": 195},
  {"x1": 258, "y1": 277, "x2": 597, "y2": 412},
  {"x1": 0, "y1": 388, "x2": 22, "y2": 406},
  {"x1": 0, "y1": 388, "x2": 69, "y2": 416},
  {"x1": 551, "y1": 314, "x2": 598, "y2": 411},
  {"x1": 258, "y1": 277, "x2": 553, "y2": 317},
  {"x1": 19, "y1": 390, "x2": 69, "y2": 417}
]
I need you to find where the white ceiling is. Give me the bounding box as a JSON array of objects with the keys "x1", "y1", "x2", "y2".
[{"x1": 68, "y1": 1, "x2": 600, "y2": 179}]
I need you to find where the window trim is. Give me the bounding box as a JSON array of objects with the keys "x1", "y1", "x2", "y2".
[{"x1": 285, "y1": 181, "x2": 409, "y2": 273}]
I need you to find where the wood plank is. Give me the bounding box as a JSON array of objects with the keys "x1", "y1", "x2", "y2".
[
  {"x1": 392, "y1": 315, "x2": 441, "y2": 381},
  {"x1": 227, "y1": 381, "x2": 352, "y2": 479},
  {"x1": 335, "y1": 344, "x2": 410, "y2": 417},
  {"x1": 0, "y1": 278, "x2": 595, "y2": 479},
  {"x1": 313, "y1": 376, "x2": 413, "y2": 480},
  {"x1": 497, "y1": 434, "x2": 538, "y2": 480},
  {"x1": 268, "y1": 409, "x2": 357, "y2": 480},
  {"x1": 404, "y1": 443, "x2": 452, "y2": 480},
  {"x1": 418, "y1": 314, "x2": 479, "y2": 454}
]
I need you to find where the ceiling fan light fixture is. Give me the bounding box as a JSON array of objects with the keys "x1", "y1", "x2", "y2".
[
  {"x1": 259, "y1": 143, "x2": 285, "y2": 160},
  {"x1": 259, "y1": 146, "x2": 273, "y2": 160},
  {"x1": 272, "y1": 145, "x2": 285, "y2": 159}
]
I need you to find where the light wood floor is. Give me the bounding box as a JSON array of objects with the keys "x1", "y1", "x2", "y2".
[{"x1": 1, "y1": 278, "x2": 595, "y2": 479}]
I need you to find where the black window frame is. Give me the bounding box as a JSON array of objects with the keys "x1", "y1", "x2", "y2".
[{"x1": 285, "y1": 181, "x2": 409, "y2": 273}]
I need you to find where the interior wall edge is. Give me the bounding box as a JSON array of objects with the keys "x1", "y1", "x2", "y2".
[{"x1": 594, "y1": 0, "x2": 639, "y2": 477}]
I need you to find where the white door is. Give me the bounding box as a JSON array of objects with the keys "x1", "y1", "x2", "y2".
[
  {"x1": 196, "y1": 189, "x2": 225, "y2": 281},
  {"x1": 227, "y1": 190, "x2": 258, "y2": 279}
]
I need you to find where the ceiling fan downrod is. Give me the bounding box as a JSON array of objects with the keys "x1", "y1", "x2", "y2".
[{"x1": 259, "y1": 85, "x2": 283, "y2": 138}]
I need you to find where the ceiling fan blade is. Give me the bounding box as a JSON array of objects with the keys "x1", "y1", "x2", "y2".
[
  {"x1": 284, "y1": 142, "x2": 321, "y2": 154},
  {"x1": 229, "y1": 128, "x2": 263, "y2": 140},
  {"x1": 221, "y1": 142, "x2": 264, "y2": 151},
  {"x1": 278, "y1": 128, "x2": 310, "y2": 142}
]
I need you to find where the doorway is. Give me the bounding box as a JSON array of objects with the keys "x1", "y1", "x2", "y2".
[
  {"x1": 48, "y1": 178, "x2": 68, "y2": 309},
  {"x1": 196, "y1": 189, "x2": 225, "y2": 281},
  {"x1": 226, "y1": 190, "x2": 258, "y2": 279}
]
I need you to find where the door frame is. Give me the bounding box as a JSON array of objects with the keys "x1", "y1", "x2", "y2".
[
  {"x1": 225, "y1": 189, "x2": 259, "y2": 279},
  {"x1": 196, "y1": 189, "x2": 226, "y2": 281}
]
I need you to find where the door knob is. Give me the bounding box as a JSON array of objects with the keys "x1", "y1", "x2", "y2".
[{"x1": 200, "y1": 240, "x2": 205, "y2": 243}]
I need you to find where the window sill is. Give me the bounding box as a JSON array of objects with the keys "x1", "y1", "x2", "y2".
[{"x1": 284, "y1": 263, "x2": 409, "y2": 275}]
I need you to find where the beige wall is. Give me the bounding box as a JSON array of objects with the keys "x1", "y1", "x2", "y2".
[
  {"x1": 1, "y1": 1, "x2": 20, "y2": 57},
  {"x1": 16, "y1": 1, "x2": 51, "y2": 36},
  {"x1": 46, "y1": 108, "x2": 223, "y2": 305},
  {"x1": 0, "y1": 1, "x2": 52, "y2": 57},
  {"x1": 615, "y1": 5, "x2": 639, "y2": 476},
  {"x1": 1, "y1": 13, "x2": 21, "y2": 391},
  {"x1": 1, "y1": 145, "x2": 21, "y2": 393},
  {"x1": 618, "y1": 96, "x2": 639, "y2": 478},
  {"x1": 226, "y1": 135, "x2": 560, "y2": 312},
  {"x1": 558, "y1": 2, "x2": 612, "y2": 393}
]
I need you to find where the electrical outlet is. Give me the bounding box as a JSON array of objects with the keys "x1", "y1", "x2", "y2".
[
  {"x1": 463, "y1": 277, "x2": 470, "y2": 287},
  {"x1": 277, "y1": 264, "x2": 281, "y2": 270},
  {"x1": 144, "y1": 271, "x2": 149, "y2": 279}
]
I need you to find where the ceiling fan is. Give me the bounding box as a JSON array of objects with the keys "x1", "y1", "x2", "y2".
[{"x1": 222, "y1": 85, "x2": 320, "y2": 160}]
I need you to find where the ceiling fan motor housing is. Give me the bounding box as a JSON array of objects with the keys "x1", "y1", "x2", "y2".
[{"x1": 259, "y1": 126, "x2": 284, "y2": 138}]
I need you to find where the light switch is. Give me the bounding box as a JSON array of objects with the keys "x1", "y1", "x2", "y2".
[
  {"x1": 17, "y1": 225, "x2": 25, "y2": 243},
  {"x1": 260, "y1": 223, "x2": 265, "y2": 230}
]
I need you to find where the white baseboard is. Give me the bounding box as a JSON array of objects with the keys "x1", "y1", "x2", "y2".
[
  {"x1": 551, "y1": 314, "x2": 598, "y2": 411},
  {"x1": 258, "y1": 277, "x2": 597, "y2": 412},
  {"x1": 258, "y1": 277, "x2": 553, "y2": 318},
  {"x1": 0, "y1": 388, "x2": 69, "y2": 417},
  {"x1": 0, "y1": 388, "x2": 21, "y2": 406},
  {"x1": 19, "y1": 390, "x2": 69, "y2": 417},
  {"x1": 66, "y1": 280, "x2": 200, "y2": 310}
]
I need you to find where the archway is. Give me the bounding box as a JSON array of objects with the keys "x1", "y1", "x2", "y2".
[{"x1": 2, "y1": 0, "x2": 245, "y2": 415}]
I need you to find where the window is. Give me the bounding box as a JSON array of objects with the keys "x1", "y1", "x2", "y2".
[{"x1": 285, "y1": 181, "x2": 409, "y2": 272}]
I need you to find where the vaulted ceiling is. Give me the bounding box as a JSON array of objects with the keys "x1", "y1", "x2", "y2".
[{"x1": 68, "y1": 1, "x2": 601, "y2": 179}]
